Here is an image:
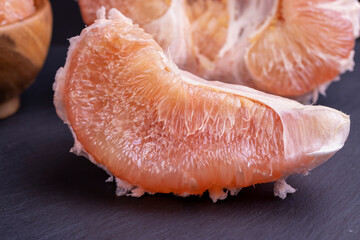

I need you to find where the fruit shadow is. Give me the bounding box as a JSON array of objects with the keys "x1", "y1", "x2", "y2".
[{"x1": 36, "y1": 143, "x2": 318, "y2": 221}]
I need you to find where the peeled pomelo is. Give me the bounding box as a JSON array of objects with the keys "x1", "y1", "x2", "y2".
[
  {"x1": 78, "y1": 0, "x2": 360, "y2": 100},
  {"x1": 0, "y1": 0, "x2": 35, "y2": 25},
  {"x1": 78, "y1": 0, "x2": 170, "y2": 26},
  {"x1": 54, "y1": 9, "x2": 350, "y2": 202},
  {"x1": 245, "y1": 0, "x2": 360, "y2": 97}
]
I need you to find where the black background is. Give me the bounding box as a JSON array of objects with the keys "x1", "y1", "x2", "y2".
[
  {"x1": 1, "y1": 1, "x2": 360, "y2": 239},
  {"x1": 50, "y1": 0, "x2": 84, "y2": 45}
]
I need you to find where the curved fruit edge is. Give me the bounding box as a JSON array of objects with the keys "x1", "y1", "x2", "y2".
[
  {"x1": 54, "y1": 67, "x2": 114, "y2": 178},
  {"x1": 53, "y1": 31, "x2": 116, "y2": 187},
  {"x1": 179, "y1": 70, "x2": 350, "y2": 174},
  {"x1": 312, "y1": 0, "x2": 359, "y2": 102},
  {"x1": 52, "y1": 10, "x2": 262, "y2": 202},
  {"x1": 52, "y1": 8, "x2": 175, "y2": 199},
  {"x1": 243, "y1": 0, "x2": 360, "y2": 100},
  {"x1": 316, "y1": 0, "x2": 360, "y2": 38},
  {"x1": 54, "y1": 8, "x2": 350, "y2": 202}
]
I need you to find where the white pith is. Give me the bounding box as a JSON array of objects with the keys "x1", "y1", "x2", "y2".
[
  {"x1": 53, "y1": 8, "x2": 351, "y2": 202},
  {"x1": 147, "y1": 0, "x2": 360, "y2": 100}
]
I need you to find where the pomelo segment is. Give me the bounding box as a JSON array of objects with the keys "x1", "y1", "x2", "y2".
[
  {"x1": 0, "y1": 0, "x2": 35, "y2": 25},
  {"x1": 245, "y1": 0, "x2": 359, "y2": 97},
  {"x1": 78, "y1": 0, "x2": 170, "y2": 26},
  {"x1": 185, "y1": 0, "x2": 228, "y2": 62},
  {"x1": 77, "y1": 0, "x2": 360, "y2": 100},
  {"x1": 54, "y1": 9, "x2": 350, "y2": 202}
]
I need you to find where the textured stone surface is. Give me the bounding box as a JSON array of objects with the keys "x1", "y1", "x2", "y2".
[{"x1": 0, "y1": 41, "x2": 359, "y2": 240}]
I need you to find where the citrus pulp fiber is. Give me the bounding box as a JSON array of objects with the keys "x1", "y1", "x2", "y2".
[
  {"x1": 54, "y1": 8, "x2": 350, "y2": 202},
  {"x1": 78, "y1": 0, "x2": 360, "y2": 101}
]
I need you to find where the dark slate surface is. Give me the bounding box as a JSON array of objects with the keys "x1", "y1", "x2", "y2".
[
  {"x1": 2, "y1": 1, "x2": 360, "y2": 240},
  {"x1": 0, "y1": 42, "x2": 359, "y2": 240}
]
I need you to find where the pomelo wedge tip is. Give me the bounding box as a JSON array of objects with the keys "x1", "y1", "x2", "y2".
[{"x1": 54, "y1": 8, "x2": 350, "y2": 203}]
